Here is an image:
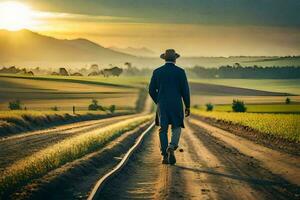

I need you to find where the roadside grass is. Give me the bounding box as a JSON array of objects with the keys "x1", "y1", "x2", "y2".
[
  {"x1": 194, "y1": 104, "x2": 300, "y2": 113},
  {"x1": 0, "y1": 115, "x2": 153, "y2": 198},
  {"x1": 192, "y1": 109, "x2": 300, "y2": 142},
  {"x1": 0, "y1": 110, "x2": 133, "y2": 137}
]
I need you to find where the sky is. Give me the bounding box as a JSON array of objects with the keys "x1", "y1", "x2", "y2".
[{"x1": 1, "y1": 0, "x2": 300, "y2": 56}]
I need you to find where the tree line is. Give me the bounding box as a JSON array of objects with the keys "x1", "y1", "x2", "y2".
[
  {"x1": 1, "y1": 63, "x2": 300, "y2": 79},
  {"x1": 186, "y1": 64, "x2": 300, "y2": 79}
]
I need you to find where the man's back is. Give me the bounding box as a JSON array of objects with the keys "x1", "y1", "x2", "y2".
[
  {"x1": 153, "y1": 63, "x2": 186, "y2": 104},
  {"x1": 149, "y1": 62, "x2": 190, "y2": 128}
]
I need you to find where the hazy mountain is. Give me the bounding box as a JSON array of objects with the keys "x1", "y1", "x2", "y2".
[
  {"x1": 110, "y1": 46, "x2": 156, "y2": 57},
  {"x1": 0, "y1": 29, "x2": 137, "y2": 67},
  {"x1": 0, "y1": 29, "x2": 298, "y2": 68}
]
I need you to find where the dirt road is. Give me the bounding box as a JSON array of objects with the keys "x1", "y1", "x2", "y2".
[
  {"x1": 0, "y1": 95, "x2": 153, "y2": 173},
  {"x1": 99, "y1": 118, "x2": 300, "y2": 200}
]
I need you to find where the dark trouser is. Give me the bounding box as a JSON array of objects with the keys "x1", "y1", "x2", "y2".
[{"x1": 159, "y1": 126, "x2": 182, "y2": 156}]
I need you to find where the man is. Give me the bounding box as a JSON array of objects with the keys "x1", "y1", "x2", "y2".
[{"x1": 149, "y1": 49, "x2": 190, "y2": 165}]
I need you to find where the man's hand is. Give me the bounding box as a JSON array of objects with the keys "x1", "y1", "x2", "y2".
[{"x1": 185, "y1": 107, "x2": 190, "y2": 117}]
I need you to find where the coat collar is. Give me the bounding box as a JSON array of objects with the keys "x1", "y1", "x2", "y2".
[{"x1": 164, "y1": 62, "x2": 175, "y2": 67}]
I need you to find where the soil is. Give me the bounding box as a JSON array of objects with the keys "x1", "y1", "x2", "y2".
[{"x1": 98, "y1": 121, "x2": 300, "y2": 199}]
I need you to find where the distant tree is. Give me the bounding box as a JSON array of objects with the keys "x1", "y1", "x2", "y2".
[
  {"x1": 90, "y1": 64, "x2": 99, "y2": 72},
  {"x1": 88, "y1": 71, "x2": 100, "y2": 76},
  {"x1": 101, "y1": 67, "x2": 123, "y2": 77},
  {"x1": 206, "y1": 103, "x2": 214, "y2": 111},
  {"x1": 9, "y1": 100, "x2": 22, "y2": 110},
  {"x1": 232, "y1": 100, "x2": 247, "y2": 112},
  {"x1": 108, "y1": 105, "x2": 116, "y2": 113},
  {"x1": 124, "y1": 62, "x2": 132, "y2": 68},
  {"x1": 285, "y1": 97, "x2": 291, "y2": 104},
  {"x1": 59, "y1": 68, "x2": 69, "y2": 76},
  {"x1": 79, "y1": 67, "x2": 88, "y2": 75},
  {"x1": 110, "y1": 67, "x2": 123, "y2": 76},
  {"x1": 100, "y1": 70, "x2": 110, "y2": 77},
  {"x1": 51, "y1": 106, "x2": 59, "y2": 111},
  {"x1": 71, "y1": 72, "x2": 83, "y2": 76},
  {"x1": 27, "y1": 71, "x2": 34, "y2": 76},
  {"x1": 51, "y1": 72, "x2": 60, "y2": 76},
  {"x1": 88, "y1": 99, "x2": 104, "y2": 111}
]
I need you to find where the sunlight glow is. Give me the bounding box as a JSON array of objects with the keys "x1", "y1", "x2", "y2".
[{"x1": 0, "y1": 1, "x2": 34, "y2": 31}]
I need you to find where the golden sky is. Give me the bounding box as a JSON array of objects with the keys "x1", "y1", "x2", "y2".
[{"x1": 0, "y1": 0, "x2": 300, "y2": 56}]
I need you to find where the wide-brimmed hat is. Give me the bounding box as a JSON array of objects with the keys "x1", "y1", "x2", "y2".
[{"x1": 160, "y1": 49, "x2": 180, "y2": 60}]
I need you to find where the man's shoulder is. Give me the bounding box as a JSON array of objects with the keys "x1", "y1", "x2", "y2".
[
  {"x1": 174, "y1": 65, "x2": 185, "y2": 72},
  {"x1": 153, "y1": 65, "x2": 165, "y2": 74}
]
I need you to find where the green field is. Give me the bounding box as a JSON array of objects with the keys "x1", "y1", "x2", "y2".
[
  {"x1": 191, "y1": 79, "x2": 300, "y2": 95},
  {"x1": 0, "y1": 75, "x2": 143, "y2": 111},
  {"x1": 176, "y1": 56, "x2": 300, "y2": 68},
  {"x1": 2, "y1": 74, "x2": 300, "y2": 110},
  {"x1": 194, "y1": 104, "x2": 300, "y2": 113},
  {"x1": 190, "y1": 78, "x2": 300, "y2": 105},
  {"x1": 192, "y1": 109, "x2": 300, "y2": 142}
]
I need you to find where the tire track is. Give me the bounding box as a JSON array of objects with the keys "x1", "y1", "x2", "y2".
[{"x1": 188, "y1": 119, "x2": 300, "y2": 199}]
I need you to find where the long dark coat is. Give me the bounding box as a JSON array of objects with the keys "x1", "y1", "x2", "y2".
[{"x1": 149, "y1": 63, "x2": 190, "y2": 128}]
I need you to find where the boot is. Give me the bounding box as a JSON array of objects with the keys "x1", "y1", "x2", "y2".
[
  {"x1": 162, "y1": 155, "x2": 169, "y2": 164},
  {"x1": 167, "y1": 147, "x2": 176, "y2": 165}
]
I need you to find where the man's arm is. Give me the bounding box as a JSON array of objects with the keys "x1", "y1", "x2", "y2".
[
  {"x1": 149, "y1": 71, "x2": 158, "y2": 104},
  {"x1": 181, "y1": 70, "x2": 190, "y2": 116}
]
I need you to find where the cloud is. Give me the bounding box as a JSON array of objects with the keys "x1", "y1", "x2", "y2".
[
  {"x1": 32, "y1": 11, "x2": 135, "y2": 23},
  {"x1": 23, "y1": 0, "x2": 300, "y2": 27}
]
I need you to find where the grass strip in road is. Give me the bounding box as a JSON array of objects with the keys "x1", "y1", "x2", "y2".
[
  {"x1": 0, "y1": 110, "x2": 133, "y2": 137},
  {"x1": 0, "y1": 115, "x2": 153, "y2": 198},
  {"x1": 192, "y1": 109, "x2": 300, "y2": 142}
]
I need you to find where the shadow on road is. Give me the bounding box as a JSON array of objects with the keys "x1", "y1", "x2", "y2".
[{"x1": 174, "y1": 165, "x2": 290, "y2": 186}]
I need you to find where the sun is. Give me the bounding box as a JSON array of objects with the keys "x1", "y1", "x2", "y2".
[{"x1": 0, "y1": 1, "x2": 34, "y2": 31}]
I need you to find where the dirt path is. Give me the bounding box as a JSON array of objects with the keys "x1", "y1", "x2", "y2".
[
  {"x1": 99, "y1": 120, "x2": 299, "y2": 199},
  {"x1": 0, "y1": 114, "x2": 136, "y2": 171},
  {"x1": 189, "y1": 118, "x2": 300, "y2": 186},
  {"x1": 0, "y1": 95, "x2": 153, "y2": 172}
]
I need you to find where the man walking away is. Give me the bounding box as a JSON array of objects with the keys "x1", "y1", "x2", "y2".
[{"x1": 149, "y1": 49, "x2": 190, "y2": 165}]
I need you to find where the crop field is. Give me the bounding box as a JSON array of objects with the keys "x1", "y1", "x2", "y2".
[
  {"x1": 192, "y1": 95, "x2": 300, "y2": 106},
  {"x1": 190, "y1": 78, "x2": 300, "y2": 105},
  {"x1": 192, "y1": 109, "x2": 300, "y2": 142},
  {"x1": 176, "y1": 56, "x2": 300, "y2": 68},
  {"x1": 191, "y1": 79, "x2": 300, "y2": 95},
  {"x1": 0, "y1": 75, "x2": 140, "y2": 111},
  {"x1": 0, "y1": 115, "x2": 152, "y2": 198},
  {"x1": 194, "y1": 104, "x2": 300, "y2": 113}
]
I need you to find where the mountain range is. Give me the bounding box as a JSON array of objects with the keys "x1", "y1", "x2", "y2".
[
  {"x1": 0, "y1": 29, "x2": 140, "y2": 67},
  {"x1": 109, "y1": 46, "x2": 156, "y2": 57},
  {"x1": 0, "y1": 29, "x2": 298, "y2": 68}
]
